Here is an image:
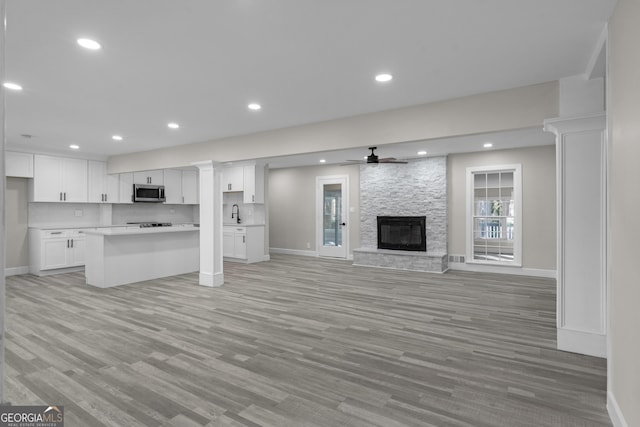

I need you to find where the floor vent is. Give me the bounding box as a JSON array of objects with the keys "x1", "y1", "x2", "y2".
[{"x1": 449, "y1": 255, "x2": 465, "y2": 263}]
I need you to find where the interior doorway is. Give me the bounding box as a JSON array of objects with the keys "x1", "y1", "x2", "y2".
[{"x1": 316, "y1": 175, "x2": 349, "y2": 258}]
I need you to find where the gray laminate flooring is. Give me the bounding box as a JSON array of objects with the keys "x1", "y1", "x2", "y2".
[{"x1": 5, "y1": 255, "x2": 610, "y2": 426}]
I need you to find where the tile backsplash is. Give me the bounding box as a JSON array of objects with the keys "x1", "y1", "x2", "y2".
[
  {"x1": 28, "y1": 202, "x2": 197, "y2": 227},
  {"x1": 222, "y1": 192, "x2": 265, "y2": 225},
  {"x1": 112, "y1": 204, "x2": 197, "y2": 225}
]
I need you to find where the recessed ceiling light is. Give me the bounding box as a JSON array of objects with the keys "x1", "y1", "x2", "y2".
[
  {"x1": 167, "y1": 122, "x2": 180, "y2": 129},
  {"x1": 483, "y1": 143, "x2": 493, "y2": 148},
  {"x1": 375, "y1": 73, "x2": 393, "y2": 82},
  {"x1": 69, "y1": 144, "x2": 80, "y2": 150},
  {"x1": 112, "y1": 135, "x2": 123, "y2": 141},
  {"x1": 248, "y1": 103, "x2": 261, "y2": 111},
  {"x1": 77, "y1": 38, "x2": 101, "y2": 50},
  {"x1": 417, "y1": 150, "x2": 427, "y2": 155},
  {"x1": 3, "y1": 82, "x2": 23, "y2": 91},
  {"x1": 319, "y1": 159, "x2": 326, "y2": 163}
]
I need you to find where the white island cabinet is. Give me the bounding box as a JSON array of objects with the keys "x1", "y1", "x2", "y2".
[
  {"x1": 84, "y1": 226, "x2": 199, "y2": 288},
  {"x1": 29, "y1": 228, "x2": 88, "y2": 275}
]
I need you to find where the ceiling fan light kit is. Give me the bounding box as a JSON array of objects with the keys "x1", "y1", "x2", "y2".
[{"x1": 365, "y1": 147, "x2": 408, "y2": 164}]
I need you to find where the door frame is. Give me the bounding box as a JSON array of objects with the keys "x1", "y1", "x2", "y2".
[{"x1": 316, "y1": 175, "x2": 349, "y2": 258}]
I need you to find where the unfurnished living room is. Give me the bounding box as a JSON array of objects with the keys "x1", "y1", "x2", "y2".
[{"x1": 1, "y1": 1, "x2": 639, "y2": 426}]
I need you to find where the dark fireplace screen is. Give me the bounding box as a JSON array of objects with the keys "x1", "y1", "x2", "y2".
[{"x1": 377, "y1": 216, "x2": 427, "y2": 251}]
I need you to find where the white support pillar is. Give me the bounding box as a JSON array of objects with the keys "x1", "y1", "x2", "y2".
[
  {"x1": 193, "y1": 161, "x2": 224, "y2": 287},
  {"x1": 544, "y1": 113, "x2": 607, "y2": 358}
]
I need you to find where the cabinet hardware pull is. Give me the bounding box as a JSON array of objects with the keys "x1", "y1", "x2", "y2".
[
  {"x1": 60, "y1": 192, "x2": 63, "y2": 201},
  {"x1": 243, "y1": 235, "x2": 245, "y2": 243},
  {"x1": 252, "y1": 195, "x2": 255, "y2": 202},
  {"x1": 51, "y1": 232, "x2": 62, "y2": 235},
  {"x1": 64, "y1": 192, "x2": 67, "y2": 201},
  {"x1": 71, "y1": 239, "x2": 74, "y2": 248},
  {"x1": 105, "y1": 194, "x2": 108, "y2": 202},
  {"x1": 67, "y1": 239, "x2": 70, "y2": 248}
]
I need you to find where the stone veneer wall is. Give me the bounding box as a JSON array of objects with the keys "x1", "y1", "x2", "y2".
[{"x1": 359, "y1": 156, "x2": 447, "y2": 254}]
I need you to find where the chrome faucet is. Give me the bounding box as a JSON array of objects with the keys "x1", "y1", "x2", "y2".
[{"x1": 231, "y1": 204, "x2": 241, "y2": 224}]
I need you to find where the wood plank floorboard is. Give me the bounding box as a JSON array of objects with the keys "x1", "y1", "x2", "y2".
[{"x1": 6, "y1": 254, "x2": 610, "y2": 426}]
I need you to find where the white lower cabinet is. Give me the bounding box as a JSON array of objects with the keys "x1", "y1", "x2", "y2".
[
  {"x1": 30, "y1": 229, "x2": 88, "y2": 275},
  {"x1": 222, "y1": 225, "x2": 265, "y2": 263}
]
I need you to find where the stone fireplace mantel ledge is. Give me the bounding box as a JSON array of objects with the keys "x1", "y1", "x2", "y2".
[
  {"x1": 352, "y1": 248, "x2": 448, "y2": 273},
  {"x1": 353, "y1": 247, "x2": 446, "y2": 257}
]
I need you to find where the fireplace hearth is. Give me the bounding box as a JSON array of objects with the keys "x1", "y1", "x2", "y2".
[{"x1": 377, "y1": 216, "x2": 427, "y2": 252}]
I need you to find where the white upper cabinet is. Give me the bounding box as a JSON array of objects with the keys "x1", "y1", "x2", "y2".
[
  {"x1": 243, "y1": 163, "x2": 265, "y2": 204},
  {"x1": 133, "y1": 170, "x2": 164, "y2": 185},
  {"x1": 222, "y1": 166, "x2": 244, "y2": 192},
  {"x1": 182, "y1": 170, "x2": 199, "y2": 204},
  {"x1": 164, "y1": 169, "x2": 199, "y2": 204},
  {"x1": 221, "y1": 163, "x2": 264, "y2": 203},
  {"x1": 163, "y1": 169, "x2": 183, "y2": 204},
  {"x1": 32, "y1": 155, "x2": 88, "y2": 202},
  {"x1": 118, "y1": 172, "x2": 134, "y2": 203},
  {"x1": 88, "y1": 160, "x2": 118, "y2": 203},
  {"x1": 6, "y1": 151, "x2": 34, "y2": 177}
]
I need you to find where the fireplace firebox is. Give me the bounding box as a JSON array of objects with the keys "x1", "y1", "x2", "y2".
[{"x1": 377, "y1": 216, "x2": 427, "y2": 251}]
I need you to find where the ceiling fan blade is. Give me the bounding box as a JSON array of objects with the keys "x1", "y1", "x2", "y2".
[{"x1": 379, "y1": 158, "x2": 408, "y2": 164}]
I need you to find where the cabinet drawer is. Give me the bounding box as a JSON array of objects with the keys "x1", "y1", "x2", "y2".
[{"x1": 43, "y1": 230, "x2": 69, "y2": 238}]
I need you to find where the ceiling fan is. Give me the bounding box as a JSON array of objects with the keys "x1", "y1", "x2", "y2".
[{"x1": 345, "y1": 147, "x2": 408, "y2": 164}]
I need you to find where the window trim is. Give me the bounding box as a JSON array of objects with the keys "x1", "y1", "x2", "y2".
[{"x1": 466, "y1": 164, "x2": 522, "y2": 267}]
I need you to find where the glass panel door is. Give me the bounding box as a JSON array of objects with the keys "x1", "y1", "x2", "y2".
[
  {"x1": 316, "y1": 176, "x2": 349, "y2": 258},
  {"x1": 323, "y1": 184, "x2": 342, "y2": 248}
]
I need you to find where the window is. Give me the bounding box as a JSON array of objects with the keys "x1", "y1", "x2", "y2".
[{"x1": 466, "y1": 165, "x2": 522, "y2": 266}]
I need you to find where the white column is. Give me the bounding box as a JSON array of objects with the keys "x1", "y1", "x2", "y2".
[
  {"x1": 544, "y1": 113, "x2": 607, "y2": 358},
  {"x1": 193, "y1": 161, "x2": 224, "y2": 287}
]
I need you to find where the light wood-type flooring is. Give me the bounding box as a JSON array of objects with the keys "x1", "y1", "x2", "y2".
[{"x1": 5, "y1": 255, "x2": 610, "y2": 426}]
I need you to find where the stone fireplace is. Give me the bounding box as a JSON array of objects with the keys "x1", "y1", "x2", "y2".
[{"x1": 353, "y1": 156, "x2": 448, "y2": 272}]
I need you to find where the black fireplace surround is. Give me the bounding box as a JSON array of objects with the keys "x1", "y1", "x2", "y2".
[{"x1": 377, "y1": 216, "x2": 427, "y2": 252}]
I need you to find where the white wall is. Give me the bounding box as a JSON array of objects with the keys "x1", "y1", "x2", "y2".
[
  {"x1": 6, "y1": 177, "x2": 29, "y2": 271},
  {"x1": 608, "y1": 0, "x2": 640, "y2": 425},
  {"x1": 268, "y1": 164, "x2": 360, "y2": 256},
  {"x1": 448, "y1": 145, "x2": 556, "y2": 271}
]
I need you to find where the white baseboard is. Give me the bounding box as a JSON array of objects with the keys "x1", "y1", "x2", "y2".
[
  {"x1": 199, "y1": 272, "x2": 224, "y2": 287},
  {"x1": 269, "y1": 248, "x2": 355, "y2": 261},
  {"x1": 269, "y1": 248, "x2": 318, "y2": 257},
  {"x1": 557, "y1": 328, "x2": 607, "y2": 358},
  {"x1": 607, "y1": 391, "x2": 629, "y2": 427},
  {"x1": 5, "y1": 266, "x2": 29, "y2": 276},
  {"x1": 448, "y1": 261, "x2": 557, "y2": 278}
]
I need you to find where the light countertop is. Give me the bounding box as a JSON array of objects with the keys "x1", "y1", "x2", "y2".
[{"x1": 85, "y1": 224, "x2": 199, "y2": 236}]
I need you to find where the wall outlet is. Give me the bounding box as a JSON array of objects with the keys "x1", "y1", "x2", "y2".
[
  {"x1": 74, "y1": 209, "x2": 83, "y2": 217},
  {"x1": 306, "y1": 242, "x2": 311, "y2": 249}
]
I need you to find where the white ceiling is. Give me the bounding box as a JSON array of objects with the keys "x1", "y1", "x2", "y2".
[{"x1": 4, "y1": 0, "x2": 616, "y2": 164}]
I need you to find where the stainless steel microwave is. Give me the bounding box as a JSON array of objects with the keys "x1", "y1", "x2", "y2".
[{"x1": 133, "y1": 184, "x2": 166, "y2": 202}]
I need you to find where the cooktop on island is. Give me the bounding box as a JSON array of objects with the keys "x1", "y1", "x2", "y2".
[{"x1": 127, "y1": 222, "x2": 173, "y2": 228}]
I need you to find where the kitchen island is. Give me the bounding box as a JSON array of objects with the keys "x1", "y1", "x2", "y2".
[{"x1": 84, "y1": 225, "x2": 199, "y2": 288}]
